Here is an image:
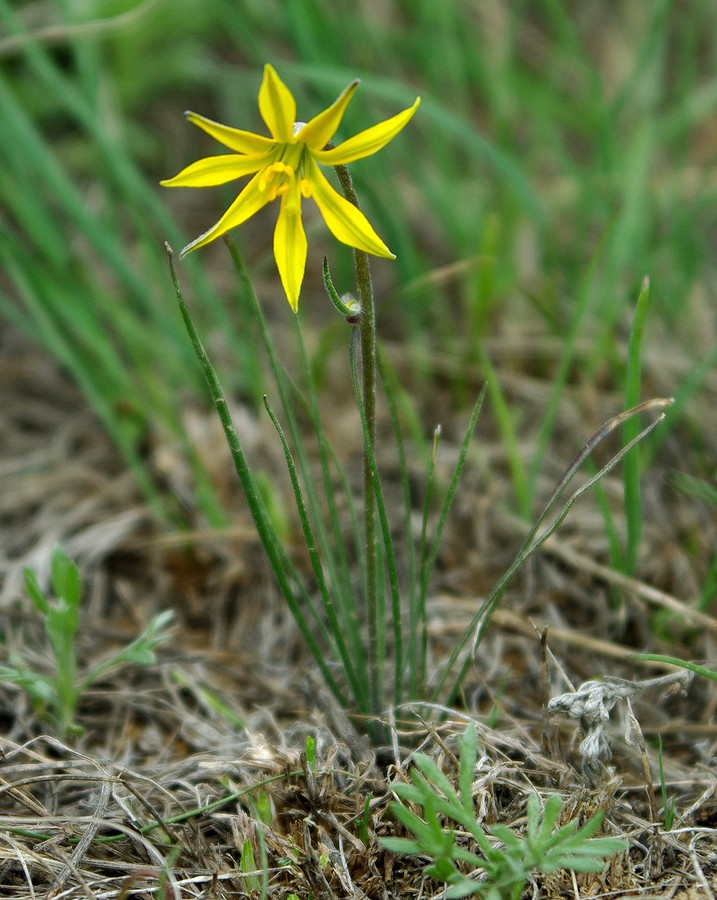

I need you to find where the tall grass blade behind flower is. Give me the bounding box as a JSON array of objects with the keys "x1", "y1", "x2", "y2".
[
  {"x1": 583, "y1": 277, "x2": 652, "y2": 588},
  {"x1": 0, "y1": 1, "x2": 264, "y2": 526},
  {"x1": 622, "y1": 277, "x2": 652, "y2": 574},
  {"x1": 263, "y1": 394, "x2": 365, "y2": 703}
]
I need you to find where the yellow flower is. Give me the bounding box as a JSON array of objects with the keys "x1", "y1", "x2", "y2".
[{"x1": 161, "y1": 64, "x2": 420, "y2": 311}]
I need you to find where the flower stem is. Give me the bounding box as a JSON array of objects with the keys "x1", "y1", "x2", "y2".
[{"x1": 333, "y1": 162, "x2": 380, "y2": 718}]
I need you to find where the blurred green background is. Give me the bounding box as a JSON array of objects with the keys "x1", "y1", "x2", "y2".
[{"x1": 1, "y1": 0, "x2": 715, "y2": 530}]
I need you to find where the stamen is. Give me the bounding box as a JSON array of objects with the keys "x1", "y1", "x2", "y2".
[{"x1": 260, "y1": 162, "x2": 296, "y2": 198}]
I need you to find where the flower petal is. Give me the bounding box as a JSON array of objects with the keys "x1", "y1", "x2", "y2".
[
  {"x1": 307, "y1": 160, "x2": 394, "y2": 258},
  {"x1": 185, "y1": 111, "x2": 275, "y2": 154},
  {"x1": 259, "y1": 64, "x2": 296, "y2": 144},
  {"x1": 314, "y1": 97, "x2": 420, "y2": 166},
  {"x1": 160, "y1": 153, "x2": 269, "y2": 188},
  {"x1": 179, "y1": 170, "x2": 272, "y2": 256},
  {"x1": 273, "y1": 185, "x2": 307, "y2": 312},
  {"x1": 297, "y1": 79, "x2": 360, "y2": 151}
]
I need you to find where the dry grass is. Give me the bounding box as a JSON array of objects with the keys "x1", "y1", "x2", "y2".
[{"x1": 1, "y1": 324, "x2": 717, "y2": 898}]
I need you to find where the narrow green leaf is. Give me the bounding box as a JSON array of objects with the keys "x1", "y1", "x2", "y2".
[
  {"x1": 22, "y1": 569, "x2": 49, "y2": 616},
  {"x1": 380, "y1": 836, "x2": 423, "y2": 855},
  {"x1": 412, "y1": 753, "x2": 462, "y2": 804},
  {"x1": 50, "y1": 546, "x2": 80, "y2": 609},
  {"x1": 623, "y1": 276, "x2": 651, "y2": 573},
  {"x1": 458, "y1": 724, "x2": 478, "y2": 814}
]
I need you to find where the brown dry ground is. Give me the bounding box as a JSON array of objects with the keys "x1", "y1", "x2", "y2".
[{"x1": 1, "y1": 306, "x2": 717, "y2": 898}]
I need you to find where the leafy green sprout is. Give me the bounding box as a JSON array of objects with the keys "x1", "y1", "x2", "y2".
[
  {"x1": 0, "y1": 545, "x2": 173, "y2": 738},
  {"x1": 381, "y1": 724, "x2": 625, "y2": 899}
]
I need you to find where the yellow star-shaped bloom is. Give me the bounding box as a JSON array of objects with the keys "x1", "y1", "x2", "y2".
[{"x1": 161, "y1": 64, "x2": 420, "y2": 311}]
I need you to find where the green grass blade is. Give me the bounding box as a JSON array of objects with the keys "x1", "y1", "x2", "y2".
[
  {"x1": 622, "y1": 277, "x2": 651, "y2": 573},
  {"x1": 263, "y1": 395, "x2": 365, "y2": 707},
  {"x1": 631, "y1": 654, "x2": 717, "y2": 682},
  {"x1": 293, "y1": 319, "x2": 363, "y2": 666},
  {"x1": 348, "y1": 329, "x2": 403, "y2": 709},
  {"x1": 419, "y1": 387, "x2": 486, "y2": 662},
  {"x1": 377, "y1": 349, "x2": 420, "y2": 695}
]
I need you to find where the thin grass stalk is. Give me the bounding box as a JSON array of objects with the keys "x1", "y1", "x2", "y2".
[
  {"x1": 418, "y1": 388, "x2": 486, "y2": 663},
  {"x1": 632, "y1": 655, "x2": 717, "y2": 682},
  {"x1": 292, "y1": 319, "x2": 362, "y2": 663},
  {"x1": 475, "y1": 347, "x2": 529, "y2": 515},
  {"x1": 349, "y1": 328, "x2": 403, "y2": 710},
  {"x1": 262, "y1": 396, "x2": 365, "y2": 708},
  {"x1": 521, "y1": 399, "x2": 672, "y2": 559},
  {"x1": 376, "y1": 527, "x2": 387, "y2": 707},
  {"x1": 589, "y1": 473, "x2": 625, "y2": 606},
  {"x1": 376, "y1": 349, "x2": 419, "y2": 696},
  {"x1": 224, "y1": 238, "x2": 326, "y2": 496},
  {"x1": 225, "y1": 239, "x2": 346, "y2": 559},
  {"x1": 415, "y1": 426, "x2": 442, "y2": 696},
  {"x1": 526, "y1": 241, "x2": 602, "y2": 509},
  {"x1": 318, "y1": 264, "x2": 370, "y2": 647},
  {"x1": 166, "y1": 245, "x2": 347, "y2": 707},
  {"x1": 623, "y1": 276, "x2": 651, "y2": 574}
]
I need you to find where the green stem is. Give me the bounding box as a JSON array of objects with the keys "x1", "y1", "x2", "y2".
[{"x1": 333, "y1": 162, "x2": 380, "y2": 717}]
